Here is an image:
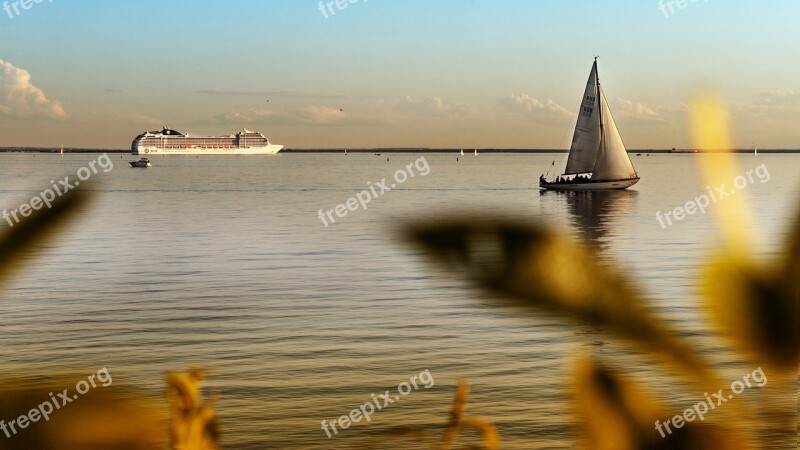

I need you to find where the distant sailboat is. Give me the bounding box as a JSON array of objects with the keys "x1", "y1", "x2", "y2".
[
  {"x1": 754, "y1": 147, "x2": 758, "y2": 156},
  {"x1": 344, "y1": 148, "x2": 348, "y2": 156},
  {"x1": 540, "y1": 58, "x2": 639, "y2": 191},
  {"x1": 474, "y1": 149, "x2": 478, "y2": 156},
  {"x1": 460, "y1": 149, "x2": 464, "y2": 156},
  {"x1": 59, "y1": 146, "x2": 64, "y2": 156}
]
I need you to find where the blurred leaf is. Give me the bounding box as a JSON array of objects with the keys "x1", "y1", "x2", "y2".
[
  {"x1": 573, "y1": 360, "x2": 749, "y2": 450},
  {"x1": 704, "y1": 205, "x2": 800, "y2": 372},
  {"x1": 0, "y1": 187, "x2": 90, "y2": 285},
  {"x1": 782, "y1": 203, "x2": 800, "y2": 360},
  {"x1": 689, "y1": 91, "x2": 753, "y2": 255},
  {"x1": 405, "y1": 217, "x2": 706, "y2": 377},
  {"x1": 439, "y1": 381, "x2": 499, "y2": 450},
  {"x1": 0, "y1": 380, "x2": 166, "y2": 449},
  {"x1": 389, "y1": 380, "x2": 499, "y2": 450},
  {"x1": 166, "y1": 370, "x2": 220, "y2": 450}
]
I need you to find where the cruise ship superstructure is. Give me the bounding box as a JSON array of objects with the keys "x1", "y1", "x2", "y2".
[{"x1": 131, "y1": 128, "x2": 283, "y2": 155}]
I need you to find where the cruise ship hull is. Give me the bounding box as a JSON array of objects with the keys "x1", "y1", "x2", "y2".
[
  {"x1": 131, "y1": 127, "x2": 283, "y2": 156},
  {"x1": 132, "y1": 145, "x2": 284, "y2": 156}
]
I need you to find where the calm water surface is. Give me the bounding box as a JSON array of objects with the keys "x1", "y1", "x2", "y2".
[{"x1": 0, "y1": 153, "x2": 797, "y2": 448}]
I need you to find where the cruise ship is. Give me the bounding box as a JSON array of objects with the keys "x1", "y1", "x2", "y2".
[{"x1": 131, "y1": 128, "x2": 283, "y2": 155}]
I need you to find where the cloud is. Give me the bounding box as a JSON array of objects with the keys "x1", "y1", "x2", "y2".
[
  {"x1": 615, "y1": 97, "x2": 664, "y2": 123},
  {"x1": 197, "y1": 89, "x2": 382, "y2": 100},
  {"x1": 129, "y1": 113, "x2": 162, "y2": 125},
  {"x1": 214, "y1": 106, "x2": 381, "y2": 126},
  {"x1": 389, "y1": 95, "x2": 477, "y2": 119},
  {"x1": 299, "y1": 106, "x2": 347, "y2": 124},
  {"x1": 198, "y1": 89, "x2": 273, "y2": 98},
  {"x1": 752, "y1": 91, "x2": 800, "y2": 107},
  {"x1": 217, "y1": 95, "x2": 477, "y2": 126},
  {"x1": 0, "y1": 59, "x2": 66, "y2": 119},
  {"x1": 217, "y1": 110, "x2": 270, "y2": 123},
  {"x1": 745, "y1": 91, "x2": 800, "y2": 116},
  {"x1": 727, "y1": 91, "x2": 800, "y2": 122},
  {"x1": 497, "y1": 94, "x2": 571, "y2": 124}
]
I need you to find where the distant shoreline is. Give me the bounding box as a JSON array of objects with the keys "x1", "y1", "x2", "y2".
[{"x1": 1, "y1": 148, "x2": 798, "y2": 154}]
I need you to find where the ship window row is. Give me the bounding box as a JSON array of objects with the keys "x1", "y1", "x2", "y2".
[
  {"x1": 142, "y1": 138, "x2": 266, "y2": 141},
  {"x1": 142, "y1": 139, "x2": 241, "y2": 144},
  {"x1": 139, "y1": 139, "x2": 267, "y2": 147}
]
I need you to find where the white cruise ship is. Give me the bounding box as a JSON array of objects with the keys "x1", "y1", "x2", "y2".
[{"x1": 131, "y1": 128, "x2": 283, "y2": 155}]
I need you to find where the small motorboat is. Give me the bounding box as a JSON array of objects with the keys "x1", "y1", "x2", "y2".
[{"x1": 130, "y1": 158, "x2": 152, "y2": 168}]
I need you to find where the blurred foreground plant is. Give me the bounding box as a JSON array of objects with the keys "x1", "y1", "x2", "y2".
[
  {"x1": 0, "y1": 187, "x2": 219, "y2": 450},
  {"x1": 167, "y1": 370, "x2": 220, "y2": 450},
  {"x1": 391, "y1": 380, "x2": 500, "y2": 450},
  {"x1": 402, "y1": 93, "x2": 798, "y2": 448}
]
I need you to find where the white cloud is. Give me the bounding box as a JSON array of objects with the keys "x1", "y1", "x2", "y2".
[
  {"x1": 298, "y1": 106, "x2": 347, "y2": 124},
  {"x1": 395, "y1": 95, "x2": 475, "y2": 118},
  {"x1": 215, "y1": 106, "x2": 380, "y2": 126},
  {"x1": 0, "y1": 59, "x2": 66, "y2": 119},
  {"x1": 615, "y1": 97, "x2": 664, "y2": 123},
  {"x1": 753, "y1": 91, "x2": 800, "y2": 106},
  {"x1": 497, "y1": 94, "x2": 571, "y2": 124},
  {"x1": 218, "y1": 110, "x2": 268, "y2": 123},
  {"x1": 742, "y1": 91, "x2": 800, "y2": 116},
  {"x1": 129, "y1": 113, "x2": 162, "y2": 126},
  {"x1": 197, "y1": 89, "x2": 382, "y2": 100}
]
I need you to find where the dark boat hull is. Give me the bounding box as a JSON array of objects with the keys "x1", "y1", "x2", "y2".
[{"x1": 539, "y1": 177, "x2": 639, "y2": 191}]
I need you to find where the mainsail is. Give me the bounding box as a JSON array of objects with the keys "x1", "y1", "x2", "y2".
[{"x1": 564, "y1": 62, "x2": 601, "y2": 175}]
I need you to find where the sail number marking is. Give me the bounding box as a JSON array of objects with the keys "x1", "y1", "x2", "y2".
[{"x1": 581, "y1": 95, "x2": 596, "y2": 117}]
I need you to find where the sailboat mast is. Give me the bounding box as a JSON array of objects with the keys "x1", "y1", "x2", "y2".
[{"x1": 595, "y1": 57, "x2": 604, "y2": 166}]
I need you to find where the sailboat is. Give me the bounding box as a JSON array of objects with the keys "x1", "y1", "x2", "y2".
[
  {"x1": 59, "y1": 146, "x2": 64, "y2": 156},
  {"x1": 474, "y1": 149, "x2": 478, "y2": 156},
  {"x1": 460, "y1": 149, "x2": 464, "y2": 156},
  {"x1": 754, "y1": 147, "x2": 758, "y2": 156},
  {"x1": 540, "y1": 58, "x2": 639, "y2": 191}
]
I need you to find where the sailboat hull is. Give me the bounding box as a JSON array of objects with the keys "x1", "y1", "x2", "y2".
[{"x1": 539, "y1": 177, "x2": 640, "y2": 191}]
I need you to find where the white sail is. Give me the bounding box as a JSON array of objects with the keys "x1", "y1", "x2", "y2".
[
  {"x1": 564, "y1": 62, "x2": 602, "y2": 175},
  {"x1": 591, "y1": 88, "x2": 637, "y2": 181}
]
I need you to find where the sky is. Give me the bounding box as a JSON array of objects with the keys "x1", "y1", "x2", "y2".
[{"x1": 0, "y1": 0, "x2": 798, "y2": 149}]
